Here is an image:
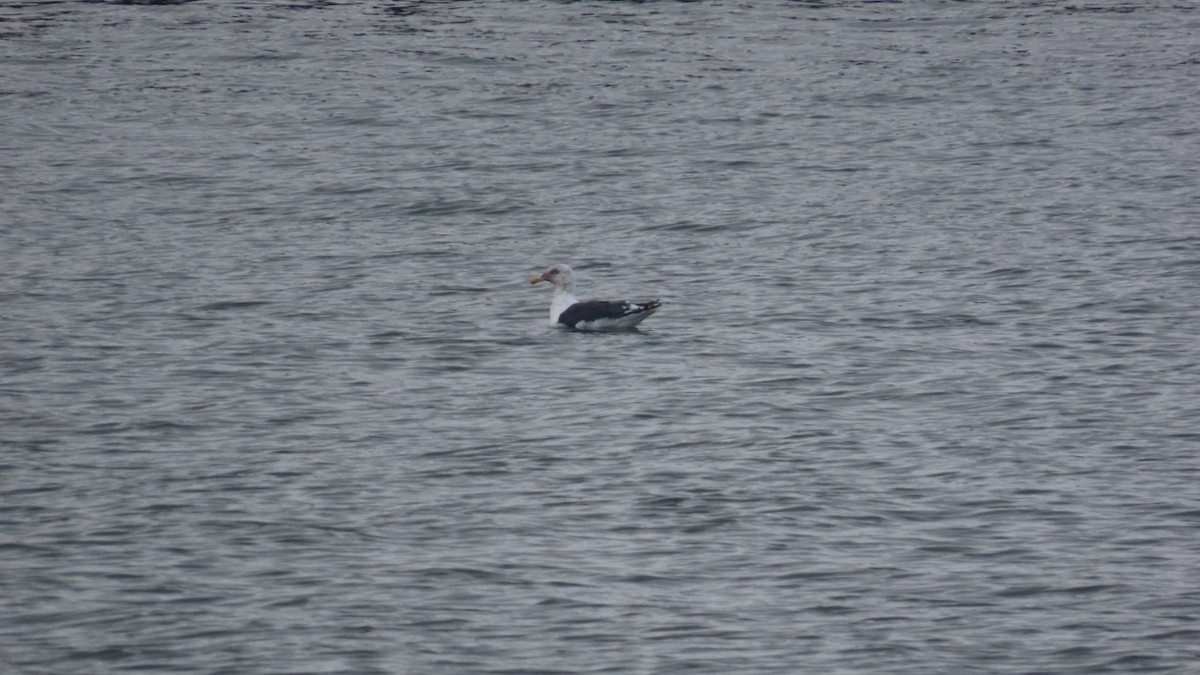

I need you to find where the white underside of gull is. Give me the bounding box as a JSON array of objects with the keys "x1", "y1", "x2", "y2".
[
  {"x1": 571, "y1": 309, "x2": 658, "y2": 331},
  {"x1": 549, "y1": 288, "x2": 579, "y2": 326}
]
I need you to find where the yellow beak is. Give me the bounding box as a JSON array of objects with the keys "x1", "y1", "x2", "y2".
[{"x1": 529, "y1": 275, "x2": 544, "y2": 285}]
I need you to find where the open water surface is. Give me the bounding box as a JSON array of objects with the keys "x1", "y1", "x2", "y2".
[{"x1": 3, "y1": 1, "x2": 1200, "y2": 672}]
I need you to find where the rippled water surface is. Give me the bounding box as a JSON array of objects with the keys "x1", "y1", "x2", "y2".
[{"x1": 4, "y1": 1, "x2": 1200, "y2": 673}]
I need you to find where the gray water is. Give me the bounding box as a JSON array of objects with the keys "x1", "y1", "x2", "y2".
[{"x1": 3, "y1": 1, "x2": 1200, "y2": 673}]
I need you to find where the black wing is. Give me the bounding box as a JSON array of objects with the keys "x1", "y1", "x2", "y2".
[{"x1": 557, "y1": 299, "x2": 661, "y2": 328}]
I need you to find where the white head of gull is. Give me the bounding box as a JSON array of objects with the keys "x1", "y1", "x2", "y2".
[{"x1": 529, "y1": 263, "x2": 661, "y2": 331}]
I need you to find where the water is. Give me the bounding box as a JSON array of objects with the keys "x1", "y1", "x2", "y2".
[{"x1": 3, "y1": 1, "x2": 1200, "y2": 672}]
